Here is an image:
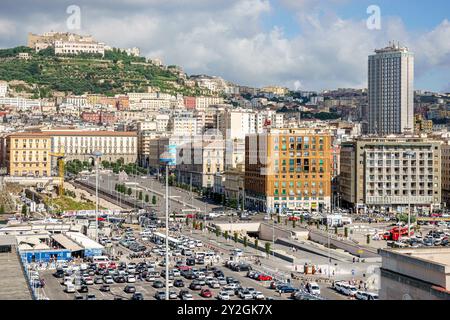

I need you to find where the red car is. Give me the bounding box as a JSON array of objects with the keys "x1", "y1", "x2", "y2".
[
  {"x1": 257, "y1": 274, "x2": 273, "y2": 281},
  {"x1": 200, "y1": 289, "x2": 213, "y2": 298},
  {"x1": 108, "y1": 262, "x2": 117, "y2": 269},
  {"x1": 177, "y1": 265, "x2": 192, "y2": 271},
  {"x1": 186, "y1": 214, "x2": 195, "y2": 219},
  {"x1": 288, "y1": 216, "x2": 300, "y2": 221}
]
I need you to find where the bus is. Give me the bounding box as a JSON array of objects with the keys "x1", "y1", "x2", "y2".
[{"x1": 91, "y1": 256, "x2": 113, "y2": 269}]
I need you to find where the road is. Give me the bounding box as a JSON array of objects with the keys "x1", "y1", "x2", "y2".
[{"x1": 80, "y1": 173, "x2": 220, "y2": 215}]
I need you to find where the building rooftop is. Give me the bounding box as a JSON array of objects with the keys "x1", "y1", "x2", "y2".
[{"x1": 379, "y1": 247, "x2": 450, "y2": 292}]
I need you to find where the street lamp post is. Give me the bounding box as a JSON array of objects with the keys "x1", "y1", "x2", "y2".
[
  {"x1": 92, "y1": 151, "x2": 103, "y2": 243},
  {"x1": 160, "y1": 152, "x2": 172, "y2": 301},
  {"x1": 165, "y1": 163, "x2": 169, "y2": 300}
]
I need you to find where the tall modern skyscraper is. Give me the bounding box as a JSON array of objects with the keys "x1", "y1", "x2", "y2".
[{"x1": 368, "y1": 43, "x2": 414, "y2": 135}]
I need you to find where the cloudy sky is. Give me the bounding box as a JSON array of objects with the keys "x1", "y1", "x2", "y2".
[{"x1": 1, "y1": 0, "x2": 449, "y2": 92}]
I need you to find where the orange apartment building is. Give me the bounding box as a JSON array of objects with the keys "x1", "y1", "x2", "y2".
[{"x1": 245, "y1": 128, "x2": 332, "y2": 214}]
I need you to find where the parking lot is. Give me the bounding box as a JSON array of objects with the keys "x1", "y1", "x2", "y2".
[{"x1": 36, "y1": 225, "x2": 303, "y2": 301}]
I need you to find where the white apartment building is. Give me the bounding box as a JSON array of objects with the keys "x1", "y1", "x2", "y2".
[
  {"x1": 0, "y1": 97, "x2": 41, "y2": 110},
  {"x1": 0, "y1": 81, "x2": 8, "y2": 98},
  {"x1": 138, "y1": 99, "x2": 171, "y2": 111},
  {"x1": 340, "y1": 136, "x2": 441, "y2": 213},
  {"x1": 156, "y1": 114, "x2": 170, "y2": 132},
  {"x1": 217, "y1": 109, "x2": 257, "y2": 140},
  {"x1": 368, "y1": 43, "x2": 414, "y2": 135},
  {"x1": 195, "y1": 96, "x2": 224, "y2": 112},
  {"x1": 54, "y1": 40, "x2": 105, "y2": 56},
  {"x1": 170, "y1": 113, "x2": 198, "y2": 136},
  {"x1": 176, "y1": 138, "x2": 225, "y2": 189},
  {"x1": 48, "y1": 130, "x2": 138, "y2": 163},
  {"x1": 64, "y1": 95, "x2": 87, "y2": 107}
]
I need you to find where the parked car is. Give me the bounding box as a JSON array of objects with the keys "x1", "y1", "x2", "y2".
[
  {"x1": 124, "y1": 285, "x2": 136, "y2": 293},
  {"x1": 200, "y1": 289, "x2": 213, "y2": 298},
  {"x1": 239, "y1": 290, "x2": 253, "y2": 300},
  {"x1": 277, "y1": 286, "x2": 298, "y2": 294},
  {"x1": 154, "y1": 291, "x2": 166, "y2": 300},
  {"x1": 100, "y1": 285, "x2": 110, "y2": 292},
  {"x1": 306, "y1": 282, "x2": 321, "y2": 295},
  {"x1": 132, "y1": 292, "x2": 144, "y2": 300},
  {"x1": 217, "y1": 291, "x2": 230, "y2": 300},
  {"x1": 174, "y1": 279, "x2": 185, "y2": 287}
]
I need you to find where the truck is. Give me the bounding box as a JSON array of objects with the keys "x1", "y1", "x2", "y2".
[{"x1": 382, "y1": 226, "x2": 412, "y2": 241}]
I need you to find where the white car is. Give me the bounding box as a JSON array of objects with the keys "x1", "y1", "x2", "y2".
[
  {"x1": 253, "y1": 291, "x2": 265, "y2": 300},
  {"x1": 222, "y1": 287, "x2": 235, "y2": 296},
  {"x1": 65, "y1": 283, "x2": 76, "y2": 293},
  {"x1": 226, "y1": 283, "x2": 240, "y2": 289},
  {"x1": 181, "y1": 293, "x2": 194, "y2": 300},
  {"x1": 307, "y1": 282, "x2": 321, "y2": 295},
  {"x1": 208, "y1": 281, "x2": 221, "y2": 289},
  {"x1": 355, "y1": 291, "x2": 368, "y2": 300},
  {"x1": 218, "y1": 291, "x2": 230, "y2": 300},
  {"x1": 84, "y1": 277, "x2": 94, "y2": 285},
  {"x1": 127, "y1": 275, "x2": 136, "y2": 283},
  {"x1": 103, "y1": 276, "x2": 114, "y2": 284},
  {"x1": 341, "y1": 284, "x2": 358, "y2": 297},
  {"x1": 239, "y1": 290, "x2": 253, "y2": 300},
  {"x1": 231, "y1": 249, "x2": 243, "y2": 257},
  {"x1": 172, "y1": 269, "x2": 181, "y2": 277}
]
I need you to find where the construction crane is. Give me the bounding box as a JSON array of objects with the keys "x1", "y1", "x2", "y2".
[{"x1": 49, "y1": 152, "x2": 65, "y2": 197}]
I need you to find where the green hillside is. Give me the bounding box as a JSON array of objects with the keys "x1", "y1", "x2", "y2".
[{"x1": 0, "y1": 46, "x2": 206, "y2": 97}]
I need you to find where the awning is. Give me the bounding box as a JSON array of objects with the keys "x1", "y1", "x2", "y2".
[{"x1": 51, "y1": 234, "x2": 83, "y2": 252}]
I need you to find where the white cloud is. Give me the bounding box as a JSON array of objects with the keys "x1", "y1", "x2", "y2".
[{"x1": 0, "y1": 0, "x2": 449, "y2": 91}]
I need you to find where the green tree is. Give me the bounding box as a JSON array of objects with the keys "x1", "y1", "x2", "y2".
[
  {"x1": 145, "y1": 194, "x2": 149, "y2": 203},
  {"x1": 185, "y1": 217, "x2": 189, "y2": 226},
  {"x1": 215, "y1": 228, "x2": 220, "y2": 238},
  {"x1": 192, "y1": 220, "x2": 197, "y2": 229},
  {"x1": 138, "y1": 191, "x2": 143, "y2": 201},
  {"x1": 334, "y1": 226, "x2": 338, "y2": 235},
  {"x1": 152, "y1": 195, "x2": 157, "y2": 205},
  {"x1": 277, "y1": 215, "x2": 281, "y2": 224},
  {"x1": 254, "y1": 239, "x2": 259, "y2": 249},
  {"x1": 199, "y1": 222, "x2": 203, "y2": 231},
  {"x1": 224, "y1": 231, "x2": 229, "y2": 240},
  {"x1": 265, "y1": 242, "x2": 271, "y2": 256},
  {"x1": 292, "y1": 219, "x2": 296, "y2": 228},
  {"x1": 233, "y1": 232, "x2": 238, "y2": 243},
  {"x1": 300, "y1": 215, "x2": 304, "y2": 225},
  {"x1": 344, "y1": 227, "x2": 348, "y2": 238},
  {"x1": 21, "y1": 204, "x2": 27, "y2": 215},
  {"x1": 0, "y1": 205, "x2": 5, "y2": 215},
  {"x1": 243, "y1": 236, "x2": 248, "y2": 248},
  {"x1": 367, "y1": 234, "x2": 371, "y2": 244},
  {"x1": 127, "y1": 188, "x2": 132, "y2": 196}
]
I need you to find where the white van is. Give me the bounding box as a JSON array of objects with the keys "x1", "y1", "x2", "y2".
[
  {"x1": 65, "y1": 283, "x2": 75, "y2": 293},
  {"x1": 231, "y1": 248, "x2": 243, "y2": 257},
  {"x1": 92, "y1": 256, "x2": 111, "y2": 267},
  {"x1": 307, "y1": 282, "x2": 321, "y2": 295},
  {"x1": 195, "y1": 240, "x2": 203, "y2": 247}
]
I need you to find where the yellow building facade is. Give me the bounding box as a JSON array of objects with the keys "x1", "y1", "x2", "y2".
[
  {"x1": 245, "y1": 128, "x2": 332, "y2": 213},
  {"x1": 6, "y1": 132, "x2": 52, "y2": 177}
]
